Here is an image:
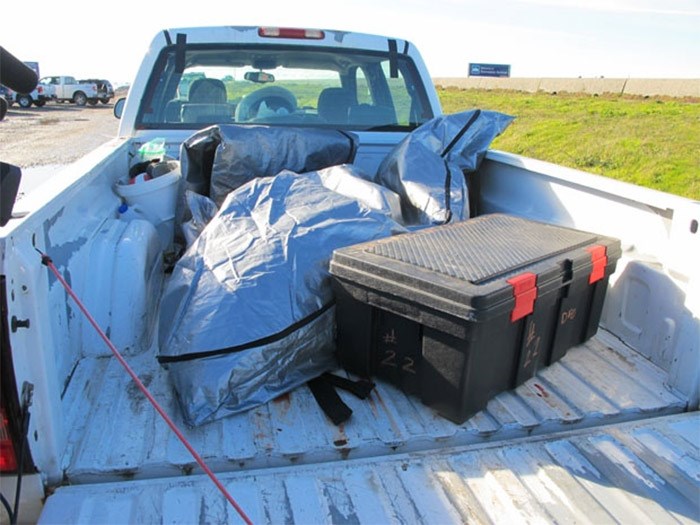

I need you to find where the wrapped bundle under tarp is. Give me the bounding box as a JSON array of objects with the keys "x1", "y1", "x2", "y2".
[
  {"x1": 316, "y1": 164, "x2": 404, "y2": 224},
  {"x1": 180, "y1": 190, "x2": 219, "y2": 247},
  {"x1": 158, "y1": 169, "x2": 404, "y2": 426},
  {"x1": 376, "y1": 109, "x2": 514, "y2": 225},
  {"x1": 179, "y1": 164, "x2": 404, "y2": 247},
  {"x1": 180, "y1": 124, "x2": 358, "y2": 206}
]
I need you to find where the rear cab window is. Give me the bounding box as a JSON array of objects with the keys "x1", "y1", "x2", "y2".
[{"x1": 136, "y1": 43, "x2": 434, "y2": 131}]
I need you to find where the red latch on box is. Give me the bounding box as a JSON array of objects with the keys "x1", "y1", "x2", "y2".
[
  {"x1": 507, "y1": 272, "x2": 538, "y2": 322},
  {"x1": 586, "y1": 245, "x2": 608, "y2": 284}
]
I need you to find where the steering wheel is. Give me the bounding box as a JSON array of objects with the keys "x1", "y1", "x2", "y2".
[{"x1": 234, "y1": 86, "x2": 297, "y2": 122}]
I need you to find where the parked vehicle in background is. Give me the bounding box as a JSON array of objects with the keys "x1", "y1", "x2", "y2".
[
  {"x1": 0, "y1": 85, "x2": 12, "y2": 107},
  {"x1": 1, "y1": 62, "x2": 50, "y2": 109},
  {"x1": 78, "y1": 78, "x2": 114, "y2": 105},
  {"x1": 39, "y1": 76, "x2": 98, "y2": 106},
  {"x1": 12, "y1": 85, "x2": 50, "y2": 108}
]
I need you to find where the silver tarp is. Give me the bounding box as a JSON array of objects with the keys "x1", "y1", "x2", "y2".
[
  {"x1": 180, "y1": 125, "x2": 358, "y2": 206},
  {"x1": 158, "y1": 169, "x2": 404, "y2": 426},
  {"x1": 376, "y1": 109, "x2": 514, "y2": 225},
  {"x1": 316, "y1": 164, "x2": 403, "y2": 224},
  {"x1": 180, "y1": 190, "x2": 218, "y2": 247},
  {"x1": 180, "y1": 164, "x2": 404, "y2": 248}
]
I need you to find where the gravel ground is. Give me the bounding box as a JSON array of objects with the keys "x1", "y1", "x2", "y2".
[{"x1": 0, "y1": 100, "x2": 121, "y2": 168}]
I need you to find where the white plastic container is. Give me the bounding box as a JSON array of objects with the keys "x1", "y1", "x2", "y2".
[
  {"x1": 115, "y1": 161, "x2": 181, "y2": 251},
  {"x1": 82, "y1": 218, "x2": 163, "y2": 356}
]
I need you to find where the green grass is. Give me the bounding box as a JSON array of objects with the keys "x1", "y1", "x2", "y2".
[{"x1": 437, "y1": 88, "x2": 700, "y2": 200}]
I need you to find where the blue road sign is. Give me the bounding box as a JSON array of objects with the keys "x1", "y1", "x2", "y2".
[{"x1": 469, "y1": 63, "x2": 511, "y2": 78}]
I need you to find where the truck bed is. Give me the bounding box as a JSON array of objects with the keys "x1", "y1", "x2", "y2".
[
  {"x1": 59, "y1": 328, "x2": 687, "y2": 485},
  {"x1": 45, "y1": 406, "x2": 699, "y2": 524}
]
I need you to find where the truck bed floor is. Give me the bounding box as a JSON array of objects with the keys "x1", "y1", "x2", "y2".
[
  {"x1": 45, "y1": 411, "x2": 699, "y2": 524},
  {"x1": 60, "y1": 329, "x2": 687, "y2": 484}
]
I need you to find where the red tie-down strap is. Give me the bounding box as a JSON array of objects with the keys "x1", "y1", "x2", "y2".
[
  {"x1": 38, "y1": 251, "x2": 253, "y2": 525},
  {"x1": 507, "y1": 272, "x2": 538, "y2": 322},
  {"x1": 586, "y1": 245, "x2": 608, "y2": 284}
]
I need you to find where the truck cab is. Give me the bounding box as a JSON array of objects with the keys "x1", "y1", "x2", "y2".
[{"x1": 118, "y1": 27, "x2": 440, "y2": 176}]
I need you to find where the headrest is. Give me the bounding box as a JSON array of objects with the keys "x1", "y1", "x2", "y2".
[{"x1": 188, "y1": 78, "x2": 227, "y2": 104}]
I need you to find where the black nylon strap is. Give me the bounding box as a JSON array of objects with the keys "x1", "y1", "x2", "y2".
[
  {"x1": 442, "y1": 159, "x2": 453, "y2": 224},
  {"x1": 440, "y1": 109, "x2": 482, "y2": 158},
  {"x1": 322, "y1": 373, "x2": 375, "y2": 399},
  {"x1": 388, "y1": 39, "x2": 399, "y2": 79},
  {"x1": 308, "y1": 376, "x2": 353, "y2": 425},
  {"x1": 174, "y1": 33, "x2": 187, "y2": 73}
]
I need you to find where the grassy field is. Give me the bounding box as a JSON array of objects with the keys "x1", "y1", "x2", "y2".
[{"x1": 437, "y1": 88, "x2": 700, "y2": 200}]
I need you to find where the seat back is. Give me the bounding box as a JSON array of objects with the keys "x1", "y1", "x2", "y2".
[
  {"x1": 180, "y1": 103, "x2": 232, "y2": 123},
  {"x1": 347, "y1": 103, "x2": 397, "y2": 127},
  {"x1": 317, "y1": 88, "x2": 354, "y2": 124}
]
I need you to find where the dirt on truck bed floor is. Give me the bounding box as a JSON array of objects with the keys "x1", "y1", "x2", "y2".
[{"x1": 0, "y1": 100, "x2": 121, "y2": 167}]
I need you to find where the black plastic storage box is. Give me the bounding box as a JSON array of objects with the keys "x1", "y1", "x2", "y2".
[{"x1": 329, "y1": 213, "x2": 621, "y2": 424}]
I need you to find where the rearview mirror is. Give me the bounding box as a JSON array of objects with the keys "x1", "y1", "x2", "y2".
[
  {"x1": 244, "y1": 71, "x2": 275, "y2": 84},
  {"x1": 114, "y1": 97, "x2": 126, "y2": 119}
]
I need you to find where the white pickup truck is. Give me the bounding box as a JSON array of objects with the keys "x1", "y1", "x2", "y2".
[
  {"x1": 38, "y1": 76, "x2": 99, "y2": 106},
  {"x1": 10, "y1": 84, "x2": 51, "y2": 109},
  {"x1": 0, "y1": 26, "x2": 698, "y2": 524}
]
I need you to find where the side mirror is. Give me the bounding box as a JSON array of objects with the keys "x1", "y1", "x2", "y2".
[
  {"x1": 1, "y1": 162, "x2": 22, "y2": 227},
  {"x1": 114, "y1": 97, "x2": 126, "y2": 119}
]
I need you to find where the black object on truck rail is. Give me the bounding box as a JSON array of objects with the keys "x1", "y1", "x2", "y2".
[{"x1": 0, "y1": 47, "x2": 38, "y2": 94}]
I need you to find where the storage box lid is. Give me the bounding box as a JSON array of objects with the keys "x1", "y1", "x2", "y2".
[{"x1": 330, "y1": 214, "x2": 621, "y2": 322}]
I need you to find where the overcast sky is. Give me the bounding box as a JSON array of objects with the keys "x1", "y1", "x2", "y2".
[{"x1": 3, "y1": 0, "x2": 699, "y2": 84}]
